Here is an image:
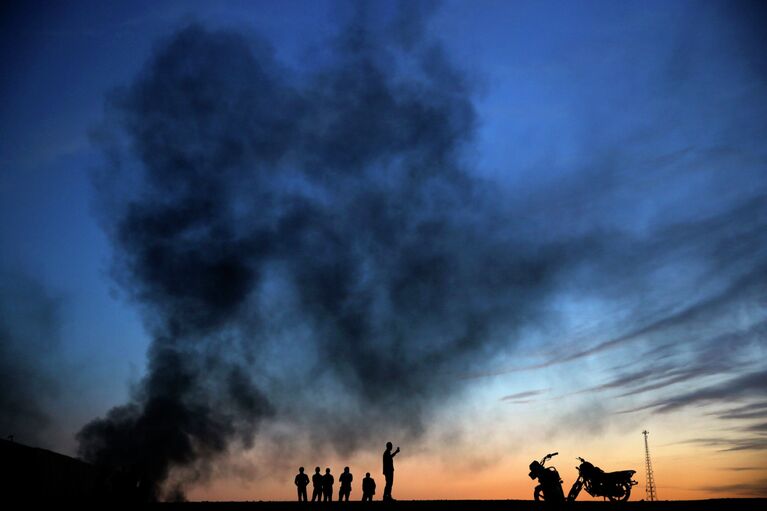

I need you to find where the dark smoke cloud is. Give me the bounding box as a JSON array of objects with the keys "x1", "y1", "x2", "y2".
[
  {"x1": 0, "y1": 272, "x2": 63, "y2": 445},
  {"x1": 78, "y1": 16, "x2": 591, "y2": 499},
  {"x1": 76, "y1": 1, "x2": 767, "y2": 497}
]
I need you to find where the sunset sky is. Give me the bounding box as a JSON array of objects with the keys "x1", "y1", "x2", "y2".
[{"x1": 1, "y1": 0, "x2": 766, "y2": 502}]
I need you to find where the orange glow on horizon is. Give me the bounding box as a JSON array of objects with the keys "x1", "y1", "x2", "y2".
[{"x1": 187, "y1": 440, "x2": 767, "y2": 502}]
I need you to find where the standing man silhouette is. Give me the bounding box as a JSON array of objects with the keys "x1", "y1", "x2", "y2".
[
  {"x1": 322, "y1": 467, "x2": 335, "y2": 502},
  {"x1": 382, "y1": 442, "x2": 400, "y2": 501},
  {"x1": 338, "y1": 466, "x2": 353, "y2": 501},
  {"x1": 311, "y1": 467, "x2": 323, "y2": 502},
  {"x1": 362, "y1": 472, "x2": 376, "y2": 501},
  {"x1": 295, "y1": 467, "x2": 310, "y2": 502}
]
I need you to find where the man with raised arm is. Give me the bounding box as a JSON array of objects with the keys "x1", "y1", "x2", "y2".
[{"x1": 382, "y1": 442, "x2": 400, "y2": 501}]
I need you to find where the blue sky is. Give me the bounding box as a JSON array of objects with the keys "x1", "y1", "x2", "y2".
[{"x1": 1, "y1": 0, "x2": 766, "y2": 500}]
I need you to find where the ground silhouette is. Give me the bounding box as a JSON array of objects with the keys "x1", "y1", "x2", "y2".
[{"x1": 153, "y1": 499, "x2": 766, "y2": 510}]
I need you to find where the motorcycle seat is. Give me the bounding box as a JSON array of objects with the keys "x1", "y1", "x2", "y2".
[{"x1": 606, "y1": 470, "x2": 636, "y2": 478}]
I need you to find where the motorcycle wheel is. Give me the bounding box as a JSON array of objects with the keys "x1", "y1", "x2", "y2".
[
  {"x1": 567, "y1": 480, "x2": 583, "y2": 502},
  {"x1": 607, "y1": 482, "x2": 631, "y2": 502}
]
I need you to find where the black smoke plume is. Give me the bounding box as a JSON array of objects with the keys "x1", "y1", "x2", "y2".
[{"x1": 77, "y1": 14, "x2": 586, "y2": 499}]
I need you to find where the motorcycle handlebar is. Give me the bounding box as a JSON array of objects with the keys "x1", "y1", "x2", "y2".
[{"x1": 540, "y1": 452, "x2": 559, "y2": 464}]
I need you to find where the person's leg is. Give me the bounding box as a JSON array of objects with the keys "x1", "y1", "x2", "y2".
[{"x1": 383, "y1": 473, "x2": 393, "y2": 500}]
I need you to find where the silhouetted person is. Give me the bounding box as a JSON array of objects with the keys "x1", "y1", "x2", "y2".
[
  {"x1": 295, "y1": 466, "x2": 310, "y2": 502},
  {"x1": 311, "y1": 467, "x2": 323, "y2": 502},
  {"x1": 338, "y1": 466, "x2": 353, "y2": 501},
  {"x1": 322, "y1": 468, "x2": 334, "y2": 502},
  {"x1": 362, "y1": 472, "x2": 376, "y2": 502},
  {"x1": 382, "y1": 442, "x2": 400, "y2": 501}
]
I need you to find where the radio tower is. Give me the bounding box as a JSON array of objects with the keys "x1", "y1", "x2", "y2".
[{"x1": 642, "y1": 430, "x2": 658, "y2": 501}]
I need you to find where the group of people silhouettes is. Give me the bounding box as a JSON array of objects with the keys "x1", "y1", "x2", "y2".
[{"x1": 294, "y1": 442, "x2": 400, "y2": 502}]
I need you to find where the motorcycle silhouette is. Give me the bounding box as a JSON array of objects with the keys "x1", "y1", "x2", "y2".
[
  {"x1": 528, "y1": 452, "x2": 565, "y2": 503},
  {"x1": 566, "y1": 456, "x2": 638, "y2": 502}
]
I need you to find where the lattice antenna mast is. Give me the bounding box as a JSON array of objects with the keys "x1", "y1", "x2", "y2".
[{"x1": 642, "y1": 430, "x2": 658, "y2": 501}]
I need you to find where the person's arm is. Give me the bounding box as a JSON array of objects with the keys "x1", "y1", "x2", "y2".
[{"x1": 392, "y1": 447, "x2": 400, "y2": 457}]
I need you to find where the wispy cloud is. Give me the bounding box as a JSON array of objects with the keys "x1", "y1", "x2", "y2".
[
  {"x1": 677, "y1": 436, "x2": 767, "y2": 452},
  {"x1": 640, "y1": 370, "x2": 767, "y2": 414},
  {"x1": 714, "y1": 402, "x2": 767, "y2": 420},
  {"x1": 500, "y1": 388, "x2": 549, "y2": 403},
  {"x1": 572, "y1": 318, "x2": 765, "y2": 410},
  {"x1": 741, "y1": 422, "x2": 767, "y2": 433},
  {"x1": 701, "y1": 479, "x2": 767, "y2": 497}
]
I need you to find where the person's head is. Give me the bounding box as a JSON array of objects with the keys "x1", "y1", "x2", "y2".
[
  {"x1": 299, "y1": 467, "x2": 304, "y2": 473},
  {"x1": 386, "y1": 441, "x2": 393, "y2": 450},
  {"x1": 344, "y1": 467, "x2": 349, "y2": 473},
  {"x1": 366, "y1": 472, "x2": 371, "y2": 478},
  {"x1": 315, "y1": 467, "x2": 321, "y2": 474},
  {"x1": 325, "y1": 468, "x2": 331, "y2": 474}
]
